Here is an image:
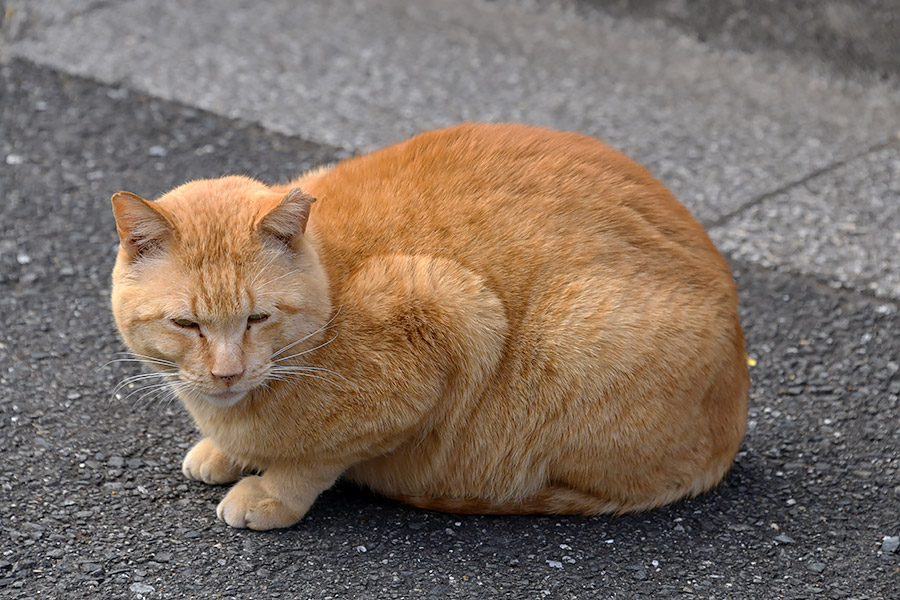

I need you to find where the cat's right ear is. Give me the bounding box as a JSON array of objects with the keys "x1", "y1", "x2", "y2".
[{"x1": 111, "y1": 191, "x2": 174, "y2": 259}]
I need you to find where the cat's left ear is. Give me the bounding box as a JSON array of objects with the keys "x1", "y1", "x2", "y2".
[{"x1": 257, "y1": 188, "x2": 317, "y2": 250}]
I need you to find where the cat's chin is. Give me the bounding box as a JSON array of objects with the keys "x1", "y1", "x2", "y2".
[{"x1": 202, "y1": 390, "x2": 249, "y2": 408}]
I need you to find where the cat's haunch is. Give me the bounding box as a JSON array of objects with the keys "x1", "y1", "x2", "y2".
[{"x1": 110, "y1": 123, "x2": 748, "y2": 530}]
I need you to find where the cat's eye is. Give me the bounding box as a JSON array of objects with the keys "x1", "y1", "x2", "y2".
[
  {"x1": 247, "y1": 313, "x2": 269, "y2": 328},
  {"x1": 171, "y1": 318, "x2": 199, "y2": 329}
]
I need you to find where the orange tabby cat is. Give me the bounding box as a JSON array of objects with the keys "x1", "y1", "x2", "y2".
[{"x1": 110, "y1": 123, "x2": 748, "y2": 530}]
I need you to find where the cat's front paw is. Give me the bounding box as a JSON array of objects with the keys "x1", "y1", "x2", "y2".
[
  {"x1": 216, "y1": 476, "x2": 304, "y2": 530},
  {"x1": 182, "y1": 438, "x2": 244, "y2": 485}
]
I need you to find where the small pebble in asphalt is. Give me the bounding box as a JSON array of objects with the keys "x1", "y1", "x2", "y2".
[
  {"x1": 807, "y1": 562, "x2": 826, "y2": 573},
  {"x1": 882, "y1": 536, "x2": 899, "y2": 553},
  {"x1": 775, "y1": 534, "x2": 796, "y2": 544},
  {"x1": 130, "y1": 582, "x2": 156, "y2": 594}
]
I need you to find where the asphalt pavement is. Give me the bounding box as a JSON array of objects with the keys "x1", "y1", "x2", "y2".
[{"x1": 1, "y1": 1, "x2": 899, "y2": 599}]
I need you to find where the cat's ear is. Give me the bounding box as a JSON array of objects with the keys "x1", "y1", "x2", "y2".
[
  {"x1": 111, "y1": 191, "x2": 174, "y2": 259},
  {"x1": 257, "y1": 188, "x2": 316, "y2": 250}
]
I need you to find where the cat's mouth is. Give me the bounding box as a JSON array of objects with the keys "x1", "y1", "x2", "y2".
[{"x1": 203, "y1": 389, "x2": 249, "y2": 408}]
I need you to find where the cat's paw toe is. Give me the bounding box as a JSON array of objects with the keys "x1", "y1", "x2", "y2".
[
  {"x1": 182, "y1": 438, "x2": 243, "y2": 485},
  {"x1": 216, "y1": 476, "x2": 302, "y2": 530}
]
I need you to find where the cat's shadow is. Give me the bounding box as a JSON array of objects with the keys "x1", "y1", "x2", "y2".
[{"x1": 304, "y1": 456, "x2": 767, "y2": 542}]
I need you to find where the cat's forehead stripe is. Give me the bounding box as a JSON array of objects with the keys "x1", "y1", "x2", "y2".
[
  {"x1": 191, "y1": 277, "x2": 254, "y2": 321},
  {"x1": 156, "y1": 177, "x2": 280, "y2": 269}
]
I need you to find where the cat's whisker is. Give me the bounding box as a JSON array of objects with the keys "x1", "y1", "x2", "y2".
[
  {"x1": 117, "y1": 356, "x2": 178, "y2": 367},
  {"x1": 171, "y1": 383, "x2": 202, "y2": 406},
  {"x1": 121, "y1": 373, "x2": 177, "y2": 392},
  {"x1": 113, "y1": 369, "x2": 178, "y2": 385},
  {"x1": 132, "y1": 384, "x2": 174, "y2": 410},
  {"x1": 139, "y1": 379, "x2": 199, "y2": 410},
  {"x1": 101, "y1": 352, "x2": 178, "y2": 370},
  {"x1": 112, "y1": 376, "x2": 168, "y2": 395},
  {"x1": 268, "y1": 366, "x2": 343, "y2": 387},
  {"x1": 274, "y1": 334, "x2": 338, "y2": 362},
  {"x1": 110, "y1": 371, "x2": 179, "y2": 399},
  {"x1": 159, "y1": 381, "x2": 195, "y2": 410},
  {"x1": 145, "y1": 385, "x2": 186, "y2": 412},
  {"x1": 110, "y1": 380, "x2": 177, "y2": 407},
  {"x1": 248, "y1": 251, "x2": 286, "y2": 288},
  {"x1": 100, "y1": 357, "x2": 178, "y2": 371},
  {"x1": 268, "y1": 366, "x2": 350, "y2": 391},
  {"x1": 112, "y1": 351, "x2": 164, "y2": 359},
  {"x1": 270, "y1": 364, "x2": 349, "y2": 382},
  {"x1": 122, "y1": 380, "x2": 179, "y2": 409},
  {"x1": 271, "y1": 305, "x2": 343, "y2": 359},
  {"x1": 256, "y1": 268, "x2": 305, "y2": 289}
]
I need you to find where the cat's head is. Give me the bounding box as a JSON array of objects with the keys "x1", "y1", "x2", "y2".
[{"x1": 110, "y1": 175, "x2": 331, "y2": 408}]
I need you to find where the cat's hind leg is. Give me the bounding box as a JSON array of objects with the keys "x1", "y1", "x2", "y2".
[{"x1": 182, "y1": 437, "x2": 248, "y2": 485}]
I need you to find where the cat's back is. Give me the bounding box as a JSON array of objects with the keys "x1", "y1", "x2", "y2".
[{"x1": 302, "y1": 123, "x2": 730, "y2": 305}]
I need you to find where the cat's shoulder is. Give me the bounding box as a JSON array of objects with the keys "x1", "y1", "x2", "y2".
[
  {"x1": 342, "y1": 254, "x2": 503, "y2": 322},
  {"x1": 338, "y1": 253, "x2": 507, "y2": 361}
]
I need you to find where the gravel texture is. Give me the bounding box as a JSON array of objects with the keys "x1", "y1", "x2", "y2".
[
  {"x1": 710, "y1": 142, "x2": 900, "y2": 301},
  {"x1": 2, "y1": 59, "x2": 899, "y2": 599},
  {"x1": 590, "y1": 0, "x2": 900, "y2": 83}
]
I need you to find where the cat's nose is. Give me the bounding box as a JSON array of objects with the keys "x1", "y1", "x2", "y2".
[{"x1": 212, "y1": 369, "x2": 244, "y2": 386}]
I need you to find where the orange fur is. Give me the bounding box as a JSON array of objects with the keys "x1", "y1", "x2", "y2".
[{"x1": 110, "y1": 123, "x2": 748, "y2": 530}]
